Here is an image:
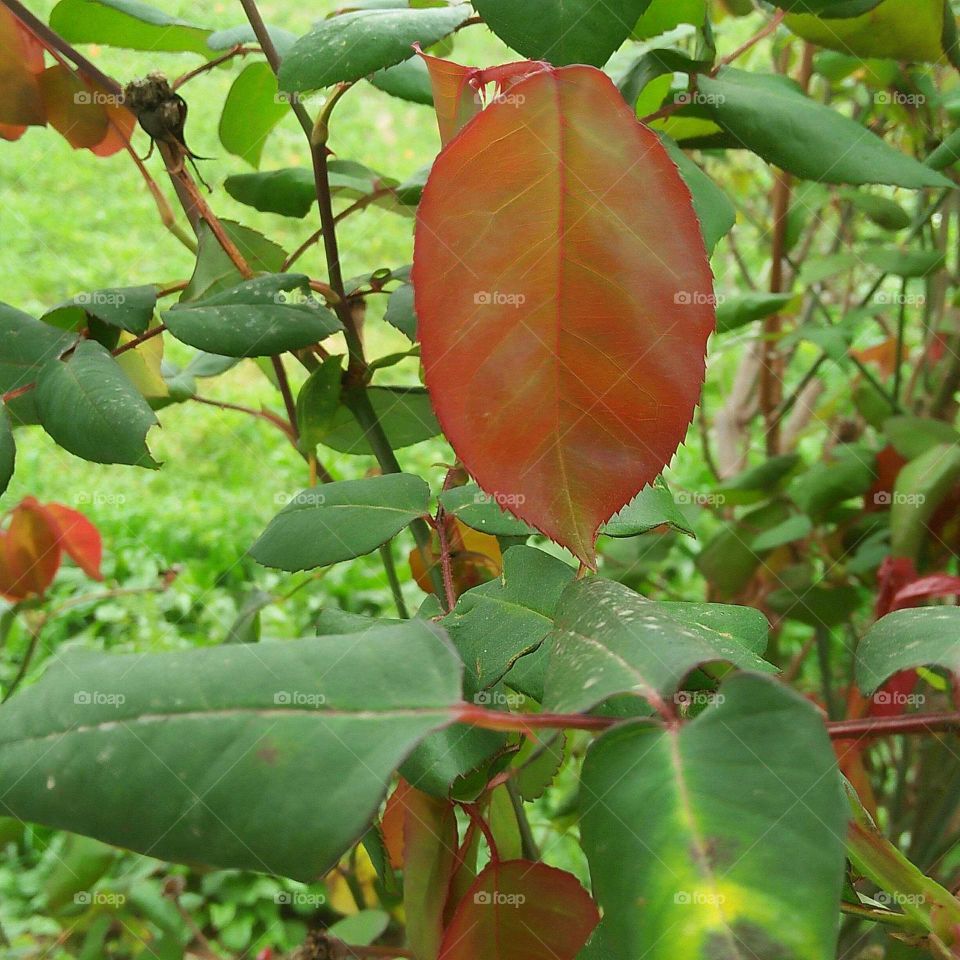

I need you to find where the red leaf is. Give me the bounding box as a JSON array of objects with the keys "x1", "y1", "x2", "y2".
[
  {"x1": 0, "y1": 499, "x2": 62, "y2": 601},
  {"x1": 44, "y1": 503, "x2": 103, "y2": 580},
  {"x1": 414, "y1": 64, "x2": 714, "y2": 566},
  {"x1": 439, "y1": 860, "x2": 599, "y2": 960}
]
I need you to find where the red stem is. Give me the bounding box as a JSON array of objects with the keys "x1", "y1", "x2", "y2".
[
  {"x1": 456, "y1": 704, "x2": 960, "y2": 741},
  {"x1": 460, "y1": 802, "x2": 499, "y2": 865}
]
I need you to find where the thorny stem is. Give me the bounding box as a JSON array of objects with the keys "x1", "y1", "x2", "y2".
[{"x1": 172, "y1": 45, "x2": 258, "y2": 89}]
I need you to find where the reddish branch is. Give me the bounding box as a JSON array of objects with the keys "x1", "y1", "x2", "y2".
[{"x1": 456, "y1": 704, "x2": 960, "y2": 741}]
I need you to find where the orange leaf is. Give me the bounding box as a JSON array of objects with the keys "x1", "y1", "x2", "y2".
[
  {"x1": 0, "y1": 6, "x2": 45, "y2": 127},
  {"x1": 1, "y1": 498, "x2": 61, "y2": 601},
  {"x1": 414, "y1": 64, "x2": 714, "y2": 566},
  {"x1": 381, "y1": 778, "x2": 415, "y2": 870},
  {"x1": 416, "y1": 46, "x2": 481, "y2": 145},
  {"x1": 37, "y1": 65, "x2": 110, "y2": 149},
  {"x1": 44, "y1": 503, "x2": 103, "y2": 580},
  {"x1": 439, "y1": 859, "x2": 599, "y2": 960}
]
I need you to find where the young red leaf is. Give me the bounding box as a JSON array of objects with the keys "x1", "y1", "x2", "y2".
[
  {"x1": 416, "y1": 46, "x2": 480, "y2": 145},
  {"x1": 44, "y1": 503, "x2": 103, "y2": 580},
  {"x1": 439, "y1": 859, "x2": 599, "y2": 960},
  {"x1": 414, "y1": 64, "x2": 714, "y2": 566},
  {"x1": 0, "y1": 498, "x2": 62, "y2": 601}
]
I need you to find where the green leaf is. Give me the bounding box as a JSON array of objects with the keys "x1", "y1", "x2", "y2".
[
  {"x1": 225, "y1": 161, "x2": 392, "y2": 218},
  {"x1": 927, "y1": 128, "x2": 960, "y2": 170},
  {"x1": 46, "y1": 286, "x2": 157, "y2": 336},
  {"x1": 890, "y1": 443, "x2": 960, "y2": 560},
  {"x1": 443, "y1": 545, "x2": 576, "y2": 699},
  {"x1": 696, "y1": 502, "x2": 792, "y2": 598},
  {"x1": 224, "y1": 589, "x2": 274, "y2": 644},
  {"x1": 841, "y1": 190, "x2": 911, "y2": 230},
  {"x1": 767, "y1": 581, "x2": 861, "y2": 628},
  {"x1": 658, "y1": 135, "x2": 735, "y2": 255},
  {"x1": 784, "y1": 0, "x2": 947, "y2": 63},
  {"x1": 884, "y1": 416, "x2": 960, "y2": 460},
  {"x1": 857, "y1": 607, "x2": 960, "y2": 694},
  {"x1": 715, "y1": 291, "x2": 796, "y2": 334},
  {"x1": 0, "y1": 407, "x2": 14, "y2": 496},
  {"x1": 296, "y1": 356, "x2": 343, "y2": 455},
  {"x1": 473, "y1": 0, "x2": 652, "y2": 66},
  {"x1": 164, "y1": 275, "x2": 341, "y2": 358},
  {"x1": 49, "y1": 0, "x2": 213, "y2": 56},
  {"x1": 384, "y1": 283, "x2": 418, "y2": 340},
  {"x1": 697, "y1": 68, "x2": 952, "y2": 188},
  {"x1": 369, "y1": 57, "x2": 434, "y2": 105},
  {"x1": 542, "y1": 578, "x2": 774, "y2": 714},
  {"x1": 219, "y1": 63, "x2": 288, "y2": 169},
  {"x1": 601, "y1": 479, "x2": 694, "y2": 538},
  {"x1": 631, "y1": 0, "x2": 706, "y2": 38},
  {"x1": 207, "y1": 24, "x2": 296, "y2": 57},
  {"x1": 861, "y1": 246, "x2": 945, "y2": 278},
  {"x1": 400, "y1": 723, "x2": 509, "y2": 799},
  {"x1": 251, "y1": 474, "x2": 430, "y2": 571},
  {"x1": 225, "y1": 168, "x2": 316, "y2": 218},
  {"x1": 654, "y1": 602, "x2": 770, "y2": 655},
  {"x1": 182, "y1": 221, "x2": 288, "y2": 302},
  {"x1": 751, "y1": 513, "x2": 813, "y2": 551},
  {"x1": 0, "y1": 619, "x2": 463, "y2": 881},
  {"x1": 318, "y1": 386, "x2": 440, "y2": 454},
  {"x1": 439, "y1": 484, "x2": 535, "y2": 537},
  {"x1": 278, "y1": 7, "x2": 470, "y2": 94},
  {"x1": 36, "y1": 340, "x2": 158, "y2": 467},
  {"x1": 580, "y1": 673, "x2": 847, "y2": 960},
  {"x1": 0, "y1": 304, "x2": 75, "y2": 426},
  {"x1": 789, "y1": 446, "x2": 875, "y2": 519},
  {"x1": 716, "y1": 453, "x2": 802, "y2": 505}
]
